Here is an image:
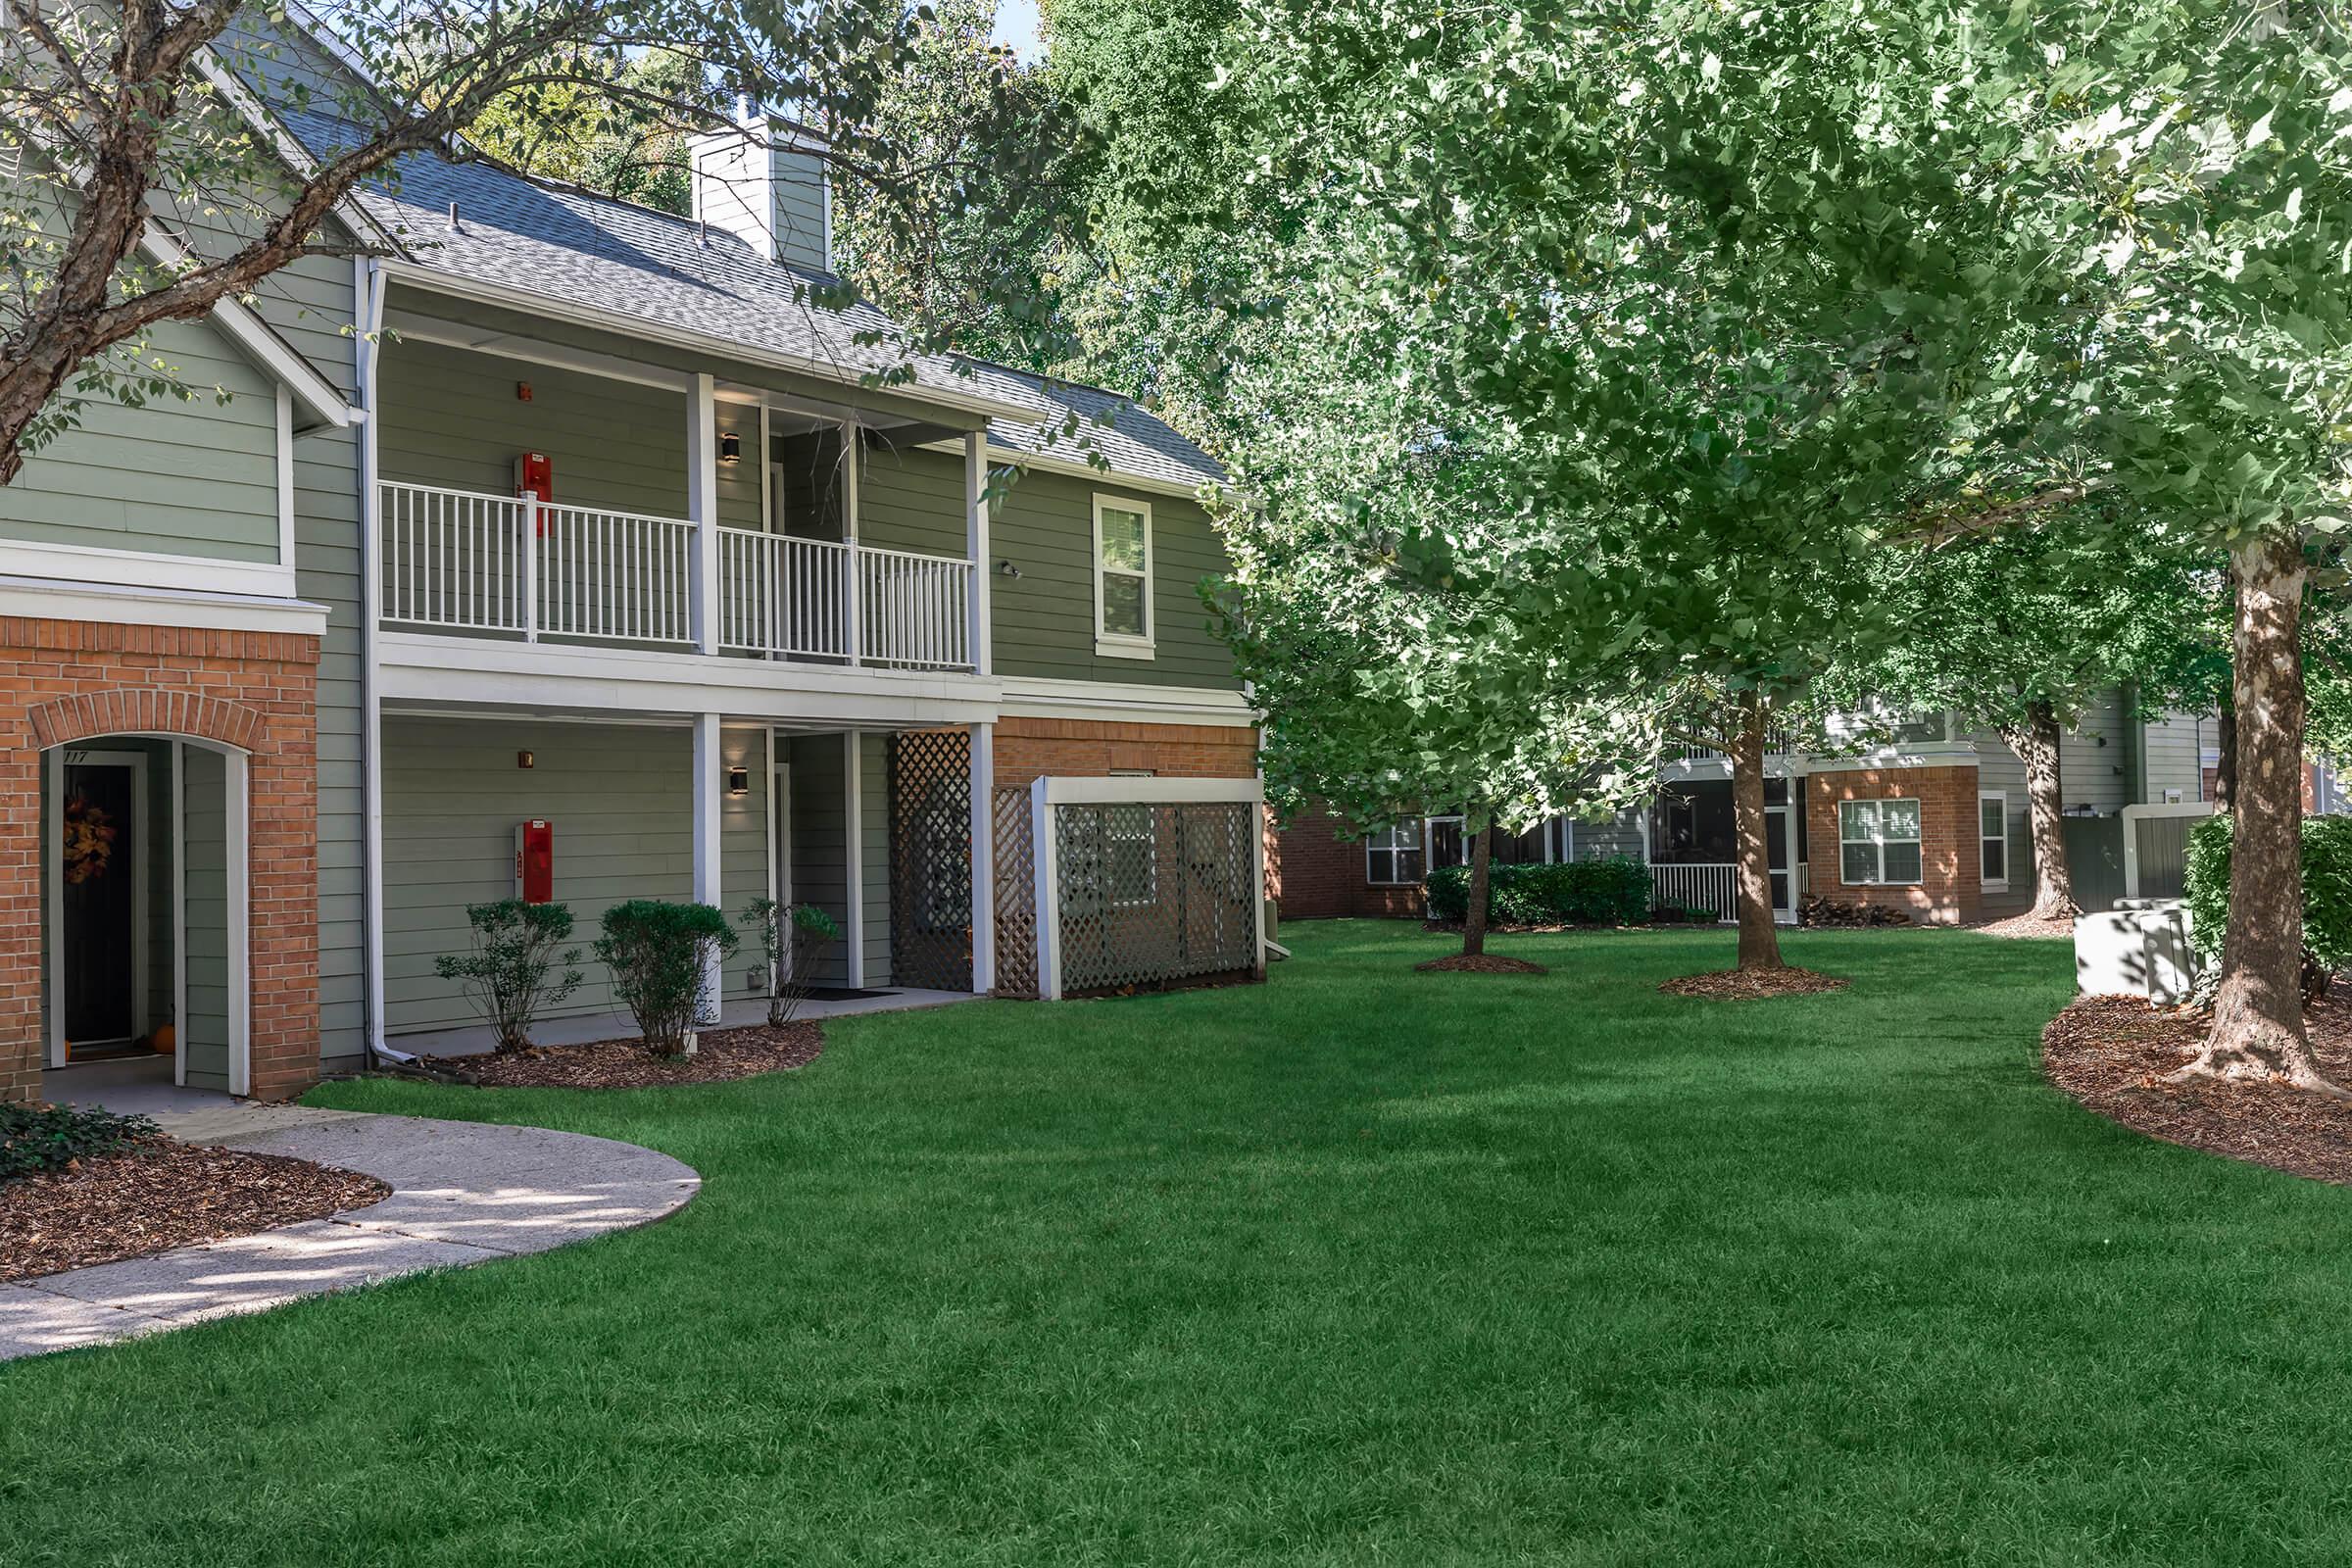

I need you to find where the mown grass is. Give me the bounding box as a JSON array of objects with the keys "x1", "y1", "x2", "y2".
[{"x1": 6, "y1": 922, "x2": 2350, "y2": 1566}]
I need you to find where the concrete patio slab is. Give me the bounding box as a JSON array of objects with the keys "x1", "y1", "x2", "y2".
[{"x1": 0, "y1": 1113, "x2": 699, "y2": 1362}]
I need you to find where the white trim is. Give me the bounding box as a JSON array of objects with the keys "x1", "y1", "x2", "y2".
[
  {"x1": 172, "y1": 741, "x2": 187, "y2": 1088},
  {"x1": 225, "y1": 722, "x2": 252, "y2": 1097},
  {"x1": 0, "y1": 542, "x2": 300, "y2": 605},
  {"x1": 688, "y1": 372, "x2": 721, "y2": 655},
  {"x1": 966, "y1": 430, "x2": 992, "y2": 676},
  {"x1": 1031, "y1": 775, "x2": 1059, "y2": 1001},
  {"x1": 692, "y1": 712, "x2": 723, "y2": 1023},
  {"x1": 43, "y1": 747, "x2": 61, "y2": 1069},
  {"x1": 138, "y1": 226, "x2": 355, "y2": 431},
  {"x1": 1037, "y1": 775, "x2": 1264, "y2": 808},
  {"x1": 376, "y1": 631, "x2": 1000, "y2": 728},
  {"x1": 969, "y1": 721, "x2": 995, "y2": 994},
  {"x1": 1979, "y1": 790, "x2": 2012, "y2": 894},
  {"x1": 770, "y1": 750, "x2": 793, "y2": 906},
  {"x1": 1837, "y1": 796, "x2": 1925, "y2": 887},
  {"x1": 758, "y1": 405, "x2": 774, "y2": 532},
  {"x1": 919, "y1": 437, "x2": 1219, "y2": 502},
  {"x1": 843, "y1": 732, "x2": 865, "y2": 989},
  {"x1": 996, "y1": 674, "x2": 1257, "y2": 729},
  {"x1": 357, "y1": 258, "x2": 389, "y2": 1063},
  {"x1": 1365, "y1": 818, "x2": 1424, "y2": 887},
  {"x1": 275, "y1": 383, "x2": 297, "y2": 570},
  {"x1": 381, "y1": 310, "x2": 694, "y2": 392},
  {"x1": 1091, "y1": 493, "x2": 1154, "y2": 656},
  {"x1": 378, "y1": 263, "x2": 1037, "y2": 424}
]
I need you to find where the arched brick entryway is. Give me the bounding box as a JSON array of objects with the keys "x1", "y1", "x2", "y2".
[{"x1": 0, "y1": 619, "x2": 320, "y2": 1103}]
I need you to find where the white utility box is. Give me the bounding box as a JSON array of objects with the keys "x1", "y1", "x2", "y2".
[{"x1": 2075, "y1": 899, "x2": 2199, "y2": 1005}]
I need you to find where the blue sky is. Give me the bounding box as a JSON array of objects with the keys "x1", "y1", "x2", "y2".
[{"x1": 991, "y1": 0, "x2": 1046, "y2": 62}]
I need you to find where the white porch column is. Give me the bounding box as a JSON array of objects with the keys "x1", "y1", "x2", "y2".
[
  {"x1": 968, "y1": 721, "x2": 995, "y2": 994},
  {"x1": 692, "y1": 711, "x2": 723, "y2": 1023},
  {"x1": 843, "y1": 731, "x2": 865, "y2": 989},
  {"x1": 965, "y1": 429, "x2": 992, "y2": 674},
  {"x1": 688, "y1": 371, "x2": 720, "y2": 655}
]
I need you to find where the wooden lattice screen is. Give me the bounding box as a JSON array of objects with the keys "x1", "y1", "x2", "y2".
[
  {"x1": 888, "y1": 729, "x2": 973, "y2": 992},
  {"x1": 1053, "y1": 801, "x2": 1259, "y2": 995},
  {"x1": 992, "y1": 785, "x2": 1038, "y2": 998}
]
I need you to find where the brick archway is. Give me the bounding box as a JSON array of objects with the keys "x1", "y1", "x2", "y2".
[
  {"x1": 0, "y1": 620, "x2": 320, "y2": 1103},
  {"x1": 26, "y1": 689, "x2": 270, "y2": 755}
]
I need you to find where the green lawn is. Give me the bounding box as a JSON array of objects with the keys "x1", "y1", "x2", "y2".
[{"x1": 9, "y1": 922, "x2": 2352, "y2": 1565}]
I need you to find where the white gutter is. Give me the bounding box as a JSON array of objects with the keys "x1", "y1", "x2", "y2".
[
  {"x1": 377, "y1": 261, "x2": 1037, "y2": 426},
  {"x1": 355, "y1": 256, "x2": 389, "y2": 1067}
]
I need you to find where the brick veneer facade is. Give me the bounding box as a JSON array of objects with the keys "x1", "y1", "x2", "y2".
[
  {"x1": 992, "y1": 715, "x2": 1258, "y2": 787},
  {"x1": 1271, "y1": 801, "x2": 1425, "y2": 920},
  {"x1": 0, "y1": 617, "x2": 320, "y2": 1104},
  {"x1": 1805, "y1": 764, "x2": 1982, "y2": 925}
]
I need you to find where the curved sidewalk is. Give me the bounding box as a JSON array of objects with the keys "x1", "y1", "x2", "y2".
[{"x1": 0, "y1": 1111, "x2": 700, "y2": 1361}]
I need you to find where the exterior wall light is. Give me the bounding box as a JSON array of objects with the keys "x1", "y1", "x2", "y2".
[
  {"x1": 719, "y1": 432, "x2": 743, "y2": 465},
  {"x1": 727, "y1": 765, "x2": 751, "y2": 797}
]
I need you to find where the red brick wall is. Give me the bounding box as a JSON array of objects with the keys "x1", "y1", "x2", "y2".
[
  {"x1": 0, "y1": 618, "x2": 320, "y2": 1103},
  {"x1": 1271, "y1": 801, "x2": 1425, "y2": 920},
  {"x1": 1805, "y1": 765, "x2": 1982, "y2": 925},
  {"x1": 993, "y1": 716, "x2": 1258, "y2": 786}
]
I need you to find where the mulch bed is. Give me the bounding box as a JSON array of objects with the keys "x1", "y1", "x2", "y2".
[
  {"x1": 2044, "y1": 995, "x2": 2352, "y2": 1185},
  {"x1": 1971, "y1": 910, "x2": 2078, "y2": 941},
  {"x1": 1, "y1": 1142, "x2": 388, "y2": 1283},
  {"x1": 414, "y1": 1020, "x2": 824, "y2": 1089},
  {"x1": 1659, "y1": 965, "x2": 1851, "y2": 1001},
  {"x1": 1414, "y1": 954, "x2": 1550, "y2": 975}
]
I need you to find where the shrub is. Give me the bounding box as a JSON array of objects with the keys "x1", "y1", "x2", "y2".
[
  {"x1": 1425, "y1": 856, "x2": 1651, "y2": 927},
  {"x1": 594, "y1": 901, "x2": 740, "y2": 1056},
  {"x1": 1, "y1": 1103, "x2": 159, "y2": 1182},
  {"x1": 433, "y1": 899, "x2": 583, "y2": 1053},
  {"x1": 740, "y1": 898, "x2": 843, "y2": 1027},
  {"x1": 2182, "y1": 813, "x2": 2352, "y2": 984}
]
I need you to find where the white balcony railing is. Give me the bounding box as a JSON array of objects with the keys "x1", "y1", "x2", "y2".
[
  {"x1": 383, "y1": 482, "x2": 974, "y2": 670},
  {"x1": 1650, "y1": 862, "x2": 1739, "y2": 920}
]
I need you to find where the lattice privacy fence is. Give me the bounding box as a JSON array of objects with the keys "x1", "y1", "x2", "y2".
[
  {"x1": 1026, "y1": 778, "x2": 1266, "y2": 1000},
  {"x1": 992, "y1": 787, "x2": 1039, "y2": 998},
  {"x1": 888, "y1": 730, "x2": 974, "y2": 992}
]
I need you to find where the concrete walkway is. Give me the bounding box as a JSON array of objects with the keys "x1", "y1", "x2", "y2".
[{"x1": 0, "y1": 1108, "x2": 700, "y2": 1362}]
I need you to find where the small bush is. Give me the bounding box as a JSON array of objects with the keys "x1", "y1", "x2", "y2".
[
  {"x1": 433, "y1": 899, "x2": 583, "y2": 1053},
  {"x1": 1425, "y1": 856, "x2": 1651, "y2": 926},
  {"x1": 740, "y1": 898, "x2": 844, "y2": 1027},
  {"x1": 2182, "y1": 813, "x2": 2352, "y2": 979},
  {"x1": 594, "y1": 901, "x2": 740, "y2": 1057},
  {"x1": 1, "y1": 1103, "x2": 159, "y2": 1182}
]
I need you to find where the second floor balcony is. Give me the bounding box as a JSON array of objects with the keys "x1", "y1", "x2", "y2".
[{"x1": 380, "y1": 480, "x2": 977, "y2": 672}]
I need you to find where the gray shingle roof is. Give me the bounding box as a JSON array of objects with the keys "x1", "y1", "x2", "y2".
[{"x1": 283, "y1": 110, "x2": 1224, "y2": 492}]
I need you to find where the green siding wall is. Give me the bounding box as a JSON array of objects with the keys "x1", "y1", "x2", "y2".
[
  {"x1": 380, "y1": 717, "x2": 771, "y2": 1035},
  {"x1": 378, "y1": 338, "x2": 691, "y2": 517},
  {"x1": 858, "y1": 447, "x2": 1237, "y2": 690},
  {"x1": 0, "y1": 311, "x2": 281, "y2": 564}
]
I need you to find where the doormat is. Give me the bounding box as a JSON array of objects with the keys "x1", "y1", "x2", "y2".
[{"x1": 802, "y1": 987, "x2": 900, "y2": 1002}]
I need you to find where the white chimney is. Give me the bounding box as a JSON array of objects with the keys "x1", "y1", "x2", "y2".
[{"x1": 688, "y1": 111, "x2": 834, "y2": 275}]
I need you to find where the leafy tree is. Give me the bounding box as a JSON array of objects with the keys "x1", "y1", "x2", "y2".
[
  {"x1": 1826, "y1": 515, "x2": 2222, "y2": 920},
  {"x1": 426, "y1": 46, "x2": 723, "y2": 217},
  {"x1": 0, "y1": 0, "x2": 956, "y2": 481}
]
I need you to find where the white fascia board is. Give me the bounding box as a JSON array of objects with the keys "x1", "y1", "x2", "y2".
[
  {"x1": 377, "y1": 263, "x2": 1035, "y2": 426},
  {"x1": 997, "y1": 674, "x2": 1257, "y2": 729},
  {"x1": 1039, "y1": 774, "x2": 1264, "y2": 807},
  {"x1": 0, "y1": 573, "x2": 329, "y2": 634},
  {"x1": 377, "y1": 631, "x2": 1003, "y2": 726},
  {"x1": 915, "y1": 435, "x2": 1219, "y2": 502},
  {"x1": 139, "y1": 226, "x2": 357, "y2": 430}
]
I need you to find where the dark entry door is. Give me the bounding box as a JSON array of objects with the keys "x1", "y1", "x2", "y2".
[{"x1": 62, "y1": 760, "x2": 137, "y2": 1044}]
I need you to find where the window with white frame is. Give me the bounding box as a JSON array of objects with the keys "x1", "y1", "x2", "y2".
[
  {"x1": 1093, "y1": 496, "x2": 1153, "y2": 655},
  {"x1": 1366, "y1": 820, "x2": 1424, "y2": 885},
  {"x1": 1839, "y1": 798, "x2": 1923, "y2": 885},
  {"x1": 1979, "y1": 793, "x2": 2009, "y2": 892}
]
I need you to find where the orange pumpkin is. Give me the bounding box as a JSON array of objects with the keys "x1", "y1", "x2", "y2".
[{"x1": 150, "y1": 1023, "x2": 175, "y2": 1055}]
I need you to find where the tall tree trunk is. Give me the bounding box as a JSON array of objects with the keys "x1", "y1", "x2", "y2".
[
  {"x1": 1729, "y1": 693, "x2": 1784, "y2": 971},
  {"x1": 2170, "y1": 530, "x2": 2337, "y2": 1092},
  {"x1": 1462, "y1": 823, "x2": 1493, "y2": 957},
  {"x1": 1998, "y1": 700, "x2": 2077, "y2": 920},
  {"x1": 2213, "y1": 701, "x2": 2236, "y2": 811}
]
